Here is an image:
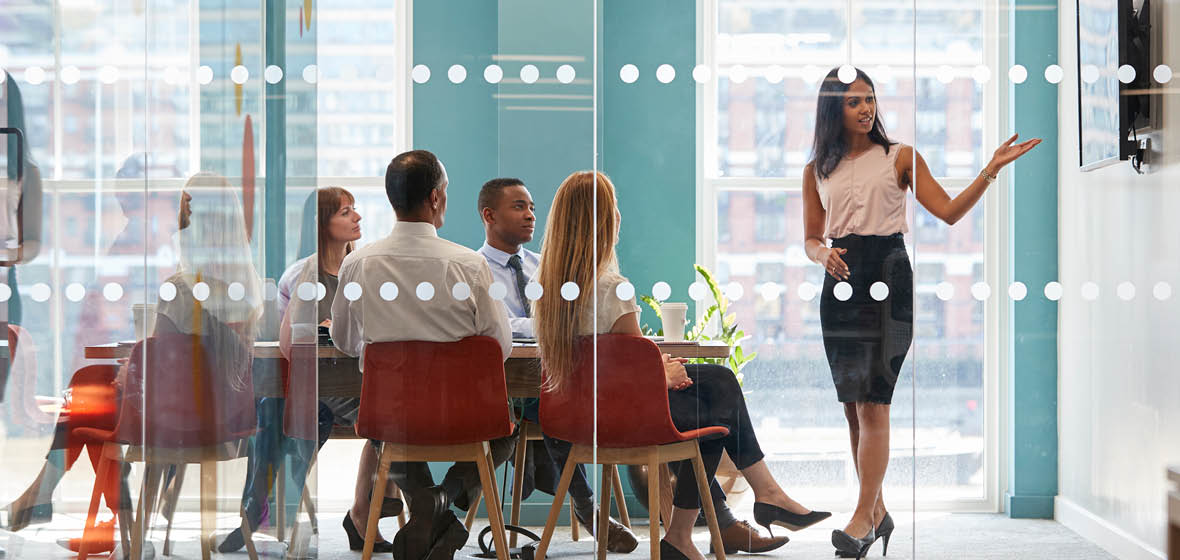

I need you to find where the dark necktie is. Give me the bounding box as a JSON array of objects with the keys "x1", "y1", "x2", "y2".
[{"x1": 507, "y1": 254, "x2": 530, "y2": 318}]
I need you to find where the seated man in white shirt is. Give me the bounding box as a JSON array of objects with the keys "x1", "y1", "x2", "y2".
[{"x1": 332, "y1": 150, "x2": 515, "y2": 556}]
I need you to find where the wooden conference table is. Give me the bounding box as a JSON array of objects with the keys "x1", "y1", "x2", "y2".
[{"x1": 84, "y1": 339, "x2": 731, "y2": 399}]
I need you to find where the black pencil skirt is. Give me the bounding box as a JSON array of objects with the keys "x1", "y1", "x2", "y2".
[{"x1": 819, "y1": 233, "x2": 913, "y2": 405}]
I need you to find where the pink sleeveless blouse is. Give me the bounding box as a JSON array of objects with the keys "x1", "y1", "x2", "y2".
[{"x1": 814, "y1": 143, "x2": 909, "y2": 239}]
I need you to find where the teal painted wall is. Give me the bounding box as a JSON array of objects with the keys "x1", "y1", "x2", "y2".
[{"x1": 1006, "y1": 0, "x2": 1059, "y2": 519}]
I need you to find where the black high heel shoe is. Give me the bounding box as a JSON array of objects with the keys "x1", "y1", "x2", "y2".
[
  {"x1": 836, "y1": 512, "x2": 894, "y2": 557},
  {"x1": 753, "y1": 502, "x2": 832, "y2": 535},
  {"x1": 343, "y1": 511, "x2": 394, "y2": 553},
  {"x1": 832, "y1": 527, "x2": 876, "y2": 560},
  {"x1": 659, "y1": 539, "x2": 692, "y2": 560}
]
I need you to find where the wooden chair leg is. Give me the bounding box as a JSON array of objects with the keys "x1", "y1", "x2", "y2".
[
  {"x1": 114, "y1": 452, "x2": 132, "y2": 560},
  {"x1": 534, "y1": 450, "x2": 578, "y2": 560},
  {"x1": 569, "y1": 495, "x2": 580, "y2": 541},
  {"x1": 301, "y1": 481, "x2": 319, "y2": 533},
  {"x1": 509, "y1": 430, "x2": 528, "y2": 547},
  {"x1": 597, "y1": 465, "x2": 613, "y2": 560},
  {"x1": 362, "y1": 443, "x2": 393, "y2": 560},
  {"x1": 161, "y1": 464, "x2": 186, "y2": 556},
  {"x1": 78, "y1": 453, "x2": 113, "y2": 559},
  {"x1": 132, "y1": 462, "x2": 164, "y2": 560},
  {"x1": 277, "y1": 459, "x2": 287, "y2": 543},
  {"x1": 648, "y1": 454, "x2": 662, "y2": 560},
  {"x1": 474, "y1": 442, "x2": 510, "y2": 560},
  {"x1": 464, "y1": 491, "x2": 482, "y2": 531},
  {"x1": 658, "y1": 463, "x2": 674, "y2": 531},
  {"x1": 198, "y1": 461, "x2": 218, "y2": 560},
  {"x1": 611, "y1": 464, "x2": 631, "y2": 528},
  {"x1": 691, "y1": 447, "x2": 726, "y2": 560}
]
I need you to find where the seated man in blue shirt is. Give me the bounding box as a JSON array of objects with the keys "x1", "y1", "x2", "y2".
[{"x1": 477, "y1": 177, "x2": 788, "y2": 555}]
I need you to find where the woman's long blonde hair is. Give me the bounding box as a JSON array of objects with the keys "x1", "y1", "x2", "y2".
[{"x1": 535, "y1": 171, "x2": 619, "y2": 391}]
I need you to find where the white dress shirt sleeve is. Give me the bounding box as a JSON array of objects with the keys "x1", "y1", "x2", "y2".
[
  {"x1": 509, "y1": 317, "x2": 535, "y2": 338},
  {"x1": 470, "y1": 260, "x2": 513, "y2": 361},
  {"x1": 330, "y1": 257, "x2": 364, "y2": 357}
]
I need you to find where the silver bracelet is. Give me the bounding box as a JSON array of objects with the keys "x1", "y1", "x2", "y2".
[{"x1": 980, "y1": 167, "x2": 997, "y2": 185}]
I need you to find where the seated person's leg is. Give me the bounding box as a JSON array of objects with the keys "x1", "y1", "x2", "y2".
[{"x1": 441, "y1": 435, "x2": 515, "y2": 510}]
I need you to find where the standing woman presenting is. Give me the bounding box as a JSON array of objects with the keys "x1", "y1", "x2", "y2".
[{"x1": 802, "y1": 67, "x2": 1039, "y2": 558}]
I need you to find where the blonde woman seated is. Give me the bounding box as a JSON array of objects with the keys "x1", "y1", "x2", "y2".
[{"x1": 533, "y1": 171, "x2": 830, "y2": 560}]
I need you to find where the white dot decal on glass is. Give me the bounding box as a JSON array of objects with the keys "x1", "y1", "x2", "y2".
[
  {"x1": 798, "y1": 282, "x2": 818, "y2": 302},
  {"x1": 759, "y1": 282, "x2": 781, "y2": 301},
  {"x1": 196, "y1": 65, "x2": 214, "y2": 85},
  {"x1": 802, "y1": 65, "x2": 823, "y2": 84},
  {"x1": 192, "y1": 282, "x2": 210, "y2": 302},
  {"x1": 1153, "y1": 64, "x2": 1172, "y2": 84},
  {"x1": 688, "y1": 282, "x2": 707, "y2": 301},
  {"x1": 556, "y1": 64, "x2": 576, "y2": 84},
  {"x1": 692, "y1": 64, "x2": 711, "y2": 83},
  {"x1": 264, "y1": 65, "x2": 283, "y2": 84},
  {"x1": 1044, "y1": 281, "x2": 1063, "y2": 301},
  {"x1": 302, "y1": 64, "x2": 320, "y2": 84},
  {"x1": 1117, "y1": 281, "x2": 1135, "y2": 301},
  {"x1": 837, "y1": 64, "x2": 857, "y2": 84},
  {"x1": 488, "y1": 281, "x2": 507, "y2": 301},
  {"x1": 619, "y1": 64, "x2": 639, "y2": 84},
  {"x1": 1008, "y1": 65, "x2": 1028, "y2": 84},
  {"x1": 99, "y1": 65, "x2": 120, "y2": 84},
  {"x1": 343, "y1": 282, "x2": 363, "y2": 301},
  {"x1": 1008, "y1": 281, "x2": 1027, "y2": 301},
  {"x1": 616, "y1": 281, "x2": 635, "y2": 301},
  {"x1": 297, "y1": 281, "x2": 317, "y2": 302},
  {"x1": 1117, "y1": 64, "x2": 1136, "y2": 84},
  {"x1": 316, "y1": 282, "x2": 327, "y2": 301},
  {"x1": 971, "y1": 282, "x2": 991, "y2": 301},
  {"x1": 416, "y1": 282, "x2": 435, "y2": 301},
  {"x1": 972, "y1": 64, "x2": 991, "y2": 84},
  {"x1": 447, "y1": 64, "x2": 467, "y2": 84},
  {"x1": 935, "y1": 282, "x2": 955, "y2": 301},
  {"x1": 1153, "y1": 281, "x2": 1172, "y2": 301},
  {"x1": 452, "y1": 282, "x2": 472, "y2": 300},
  {"x1": 66, "y1": 283, "x2": 86, "y2": 302},
  {"x1": 1081, "y1": 65, "x2": 1100, "y2": 84},
  {"x1": 484, "y1": 64, "x2": 503, "y2": 84},
  {"x1": 520, "y1": 64, "x2": 540, "y2": 84},
  {"x1": 936, "y1": 65, "x2": 955, "y2": 84},
  {"x1": 764, "y1": 65, "x2": 785, "y2": 84},
  {"x1": 833, "y1": 281, "x2": 853, "y2": 301},
  {"x1": 160, "y1": 282, "x2": 177, "y2": 302},
  {"x1": 1081, "y1": 282, "x2": 1099, "y2": 301},
  {"x1": 411, "y1": 64, "x2": 430, "y2": 84},
  {"x1": 870, "y1": 281, "x2": 889, "y2": 301},
  {"x1": 264, "y1": 281, "x2": 279, "y2": 302},
  {"x1": 30, "y1": 283, "x2": 51, "y2": 302},
  {"x1": 0, "y1": 284, "x2": 9, "y2": 302},
  {"x1": 227, "y1": 282, "x2": 245, "y2": 301},
  {"x1": 560, "y1": 282, "x2": 580, "y2": 301},
  {"x1": 103, "y1": 282, "x2": 124, "y2": 302},
  {"x1": 729, "y1": 65, "x2": 748, "y2": 84},
  {"x1": 656, "y1": 64, "x2": 676, "y2": 84},
  {"x1": 1044, "y1": 64, "x2": 1064, "y2": 84},
  {"x1": 230, "y1": 65, "x2": 249, "y2": 84},
  {"x1": 524, "y1": 281, "x2": 543, "y2": 301},
  {"x1": 380, "y1": 282, "x2": 399, "y2": 301},
  {"x1": 60, "y1": 65, "x2": 80, "y2": 85},
  {"x1": 652, "y1": 281, "x2": 672, "y2": 301},
  {"x1": 726, "y1": 282, "x2": 744, "y2": 301},
  {"x1": 163, "y1": 66, "x2": 182, "y2": 86}
]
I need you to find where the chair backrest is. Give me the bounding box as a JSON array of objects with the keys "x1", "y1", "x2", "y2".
[
  {"x1": 113, "y1": 333, "x2": 256, "y2": 448},
  {"x1": 282, "y1": 344, "x2": 320, "y2": 440},
  {"x1": 539, "y1": 334, "x2": 688, "y2": 447},
  {"x1": 355, "y1": 336, "x2": 514, "y2": 446}
]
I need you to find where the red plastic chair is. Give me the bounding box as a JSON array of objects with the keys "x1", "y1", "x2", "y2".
[
  {"x1": 75, "y1": 334, "x2": 258, "y2": 560},
  {"x1": 355, "y1": 336, "x2": 515, "y2": 560},
  {"x1": 534, "y1": 334, "x2": 730, "y2": 560}
]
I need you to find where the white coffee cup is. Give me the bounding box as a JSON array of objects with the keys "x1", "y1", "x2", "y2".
[
  {"x1": 132, "y1": 303, "x2": 157, "y2": 340},
  {"x1": 659, "y1": 302, "x2": 688, "y2": 342}
]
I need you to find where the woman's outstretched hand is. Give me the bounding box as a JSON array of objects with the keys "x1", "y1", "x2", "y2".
[{"x1": 988, "y1": 133, "x2": 1042, "y2": 173}]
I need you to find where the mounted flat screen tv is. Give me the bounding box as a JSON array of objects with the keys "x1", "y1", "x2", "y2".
[{"x1": 1077, "y1": 0, "x2": 1152, "y2": 170}]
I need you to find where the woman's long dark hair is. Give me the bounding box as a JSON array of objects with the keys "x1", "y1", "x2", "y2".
[{"x1": 809, "y1": 67, "x2": 896, "y2": 180}]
